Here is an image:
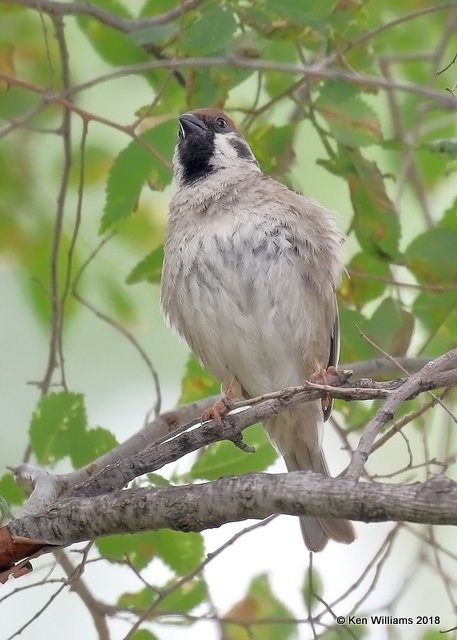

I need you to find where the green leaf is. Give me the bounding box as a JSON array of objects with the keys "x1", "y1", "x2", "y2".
[
  {"x1": 405, "y1": 228, "x2": 457, "y2": 285},
  {"x1": 342, "y1": 148, "x2": 400, "y2": 260},
  {"x1": 264, "y1": 0, "x2": 336, "y2": 27},
  {"x1": 97, "y1": 529, "x2": 204, "y2": 574},
  {"x1": 250, "y1": 123, "x2": 296, "y2": 175},
  {"x1": 439, "y1": 198, "x2": 457, "y2": 231},
  {"x1": 146, "y1": 530, "x2": 205, "y2": 574},
  {"x1": 140, "y1": 0, "x2": 176, "y2": 16},
  {"x1": 101, "y1": 121, "x2": 175, "y2": 233},
  {"x1": 190, "y1": 423, "x2": 277, "y2": 481},
  {"x1": 147, "y1": 473, "x2": 170, "y2": 487},
  {"x1": 362, "y1": 297, "x2": 414, "y2": 357},
  {"x1": 341, "y1": 251, "x2": 391, "y2": 308},
  {"x1": 131, "y1": 630, "x2": 159, "y2": 640},
  {"x1": 129, "y1": 24, "x2": 177, "y2": 48},
  {"x1": 183, "y1": 7, "x2": 237, "y2": 54},
  {"x1": 413, "y1": 291, "x2": 457, "y2": 355},
  {"x1": 338, "y1": 307, "x2": 374, "y2": 364},
  {"x1": 29, "y1": 392, "x2": 86, "y2": 465},
  {"x1": 119, "y1": 577, "x2": 207, "y2": 614},
  {"x1": 157, "y1": 576, "x2": 208, "y2": 613},
  {"x1": 29, "y1": 392, "x2": 117, "y2": 467},
  {"x1": 315, "y1": 95, "x2": 382, "y2": 147},
  {"x1": 77, "y1": 0, "x2": 150, "y2": 71},
  {"x1": 178, "y1": 355, "x2": 220, "y2": 405},
  {"x1": 73, "y1": 427, "x2": 118, "y2": 467},
  {"x1": 224, "y1": 574, "x2": 297, "y2": 640},
  {"x1": 127, "y1": 245, "x2": 164, "y2": 284},
  {"x1": 0, "y1": 473, "x2": 25, "y2": 506},
  {"x1": 262, "y1": 40, "x2": 298, "y2": 96}
]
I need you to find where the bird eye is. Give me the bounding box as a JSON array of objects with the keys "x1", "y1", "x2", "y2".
[{"x1": 216, "y1": 117, "x2": 227, "y2": 129}]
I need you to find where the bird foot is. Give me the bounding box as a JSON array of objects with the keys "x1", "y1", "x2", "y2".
[
  {"x1": 310, "y1": 366, "x2": 352, "y2": 412},
  {"x1": 310, "y1": 365, "x2": 352, "y2": 387},
  {"x1": 201, "y1": 396, "x2": 233, "y2": 424}
]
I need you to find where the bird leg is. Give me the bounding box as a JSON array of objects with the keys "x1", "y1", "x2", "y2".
[
  {"x1": 310, "y1": 365, "x2": 352, "y2": 413},
  {"x1": 200, "y1": 375, "x2": 255, "y2": 451},
  {"x1": 200, "y1": 375, "x2": 243, "y2": 424},
  {"x1": 201, "y1": 396, "x2": 233, "y2": 424}
]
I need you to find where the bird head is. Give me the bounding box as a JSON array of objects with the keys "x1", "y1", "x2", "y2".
[{"x1": 173, "y1": 108, "x2": 259, "y2": 187}]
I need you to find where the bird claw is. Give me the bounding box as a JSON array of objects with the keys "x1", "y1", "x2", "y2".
[
  {"x1": 310, "y1": 365, "x2": 352, "y2": 387},
  {"x1": 201, "y1": 396, "x2": 232, "y2": 424},
  {"x1": 310, "y1": 366, "x2": 353, "y2": 412}
]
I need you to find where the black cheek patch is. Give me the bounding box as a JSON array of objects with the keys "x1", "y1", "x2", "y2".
[
  {"x1": 178, "y1": 134, "x2": 215, "y2": 184},
  {"x1": 230, "y1": 137, "x2": 254, "y2": 160}
]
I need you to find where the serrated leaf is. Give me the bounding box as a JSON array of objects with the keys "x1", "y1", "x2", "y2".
[
  {"x1": 412, "y1": 290, "x2": 457, "y2": 356},
  {"x1": 129, "y1": 24, "x2": 177, "y2": 48},
  {"x1": 338, "y1": 306, "x2": 374, "y2": 364},
  {"x1": 362, "y1": 297, "x2": 414, "y2": 357},
  {"x1": 101, "y1": 122, "x2": 175, "y2": 233},
  {"x1": 178, "y1": 355, "x2": 220, "y2": 405},
  {"x1": 77, "y1": 0, "x2": 150, "y2": 70},
  {"x1": 315, "y1": 95, "x2": 382, "y2": 146},
  {"x1": 29, "y1": 392, "x2": 117, "y2": 468},
  {"x1": 405, "y1": 228, "x2": 457, "y2": 285},
  {"x1": 190, "y1": 423, "x2": 277, "y2": 480},
  {"x1": 341, "y1": 251, "x2": 391, "y2": 308},
  {"x1": 127, "y1": 245, "x2": 164, "y2": 284},
  {"x1": 73, "y1": 427, "x2": 118, "y2": 467},
  {"x1": 224, "y1": 574, "x2": 297, "y2": 640},
  {"x1": 250, "y1": 123, "x2": 296, "y2": 175},
  {"x1": 184, "y1": 7, "x2": 237, "y2": 54},
  {"x1": 97, "y1": 529, "x2": 204, "y2": 574},
  {"x1": 318, "y1": 80, "x2": 359, "y2": 104},
  {"x1": 119, "y1": 577, "x2": 207, "y2": 614},
  {"x1": 264, "y1": 0, "x2": 336, "y2": 27},
  {"x1": 29, "y1": 392, "x2": 87, "y2": 465},
  {"x1": 147, "y1": 530, "x2": 205, "y2": 574},
  {"x1": 342, "y1": 148, "x2": 400, "y2": 260}
]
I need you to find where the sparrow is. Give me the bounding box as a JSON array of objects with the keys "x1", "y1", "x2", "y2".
[{"x1": 160, "y1": 108, "x2": 356, "y2": 552}]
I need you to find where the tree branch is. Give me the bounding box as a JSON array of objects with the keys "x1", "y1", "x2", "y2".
[
  {"x1": 13, "y1": 0, "x2": 203, "y2": 33},
  {"x1": 10, "y1": 360, "x2": 457, "y2": 519},
  {"x1": 4, "y1": 471, "x2": 457, "y2": 553},
  {"x1": 345, "y1": 348, "x2": 457, "y2": 480}
]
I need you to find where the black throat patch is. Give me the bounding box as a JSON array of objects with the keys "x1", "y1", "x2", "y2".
[{"x1": 178, "y1": 133, "x2": 215, "y2": 185}]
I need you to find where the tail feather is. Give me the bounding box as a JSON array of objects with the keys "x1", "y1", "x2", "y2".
[{"x1": 264, "y1": 408, "x2": 356, "y2": 553}]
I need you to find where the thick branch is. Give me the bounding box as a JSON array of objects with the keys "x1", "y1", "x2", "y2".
[{"x1": 7, "y1": 472, "x2": 457, "y2": 548}]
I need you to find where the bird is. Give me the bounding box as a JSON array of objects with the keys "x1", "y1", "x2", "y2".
[{"x1": 160, "y1": 107, "x2": 356, "y2": 552}]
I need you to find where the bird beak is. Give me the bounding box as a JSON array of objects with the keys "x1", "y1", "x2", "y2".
[{"x1": 178, "y1": 113, "x2": 208, "y2": 139}]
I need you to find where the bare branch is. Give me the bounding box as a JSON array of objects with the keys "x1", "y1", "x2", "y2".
[
  {"x1": 6, "y1": 472, "x2": 457, "y2": 549},
  {"x1": 12, "y1": 0, "x2": 203, "y2": 33},
  {"x1": 346, "y1": 348, "x2": 457, "y2": 480}
]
